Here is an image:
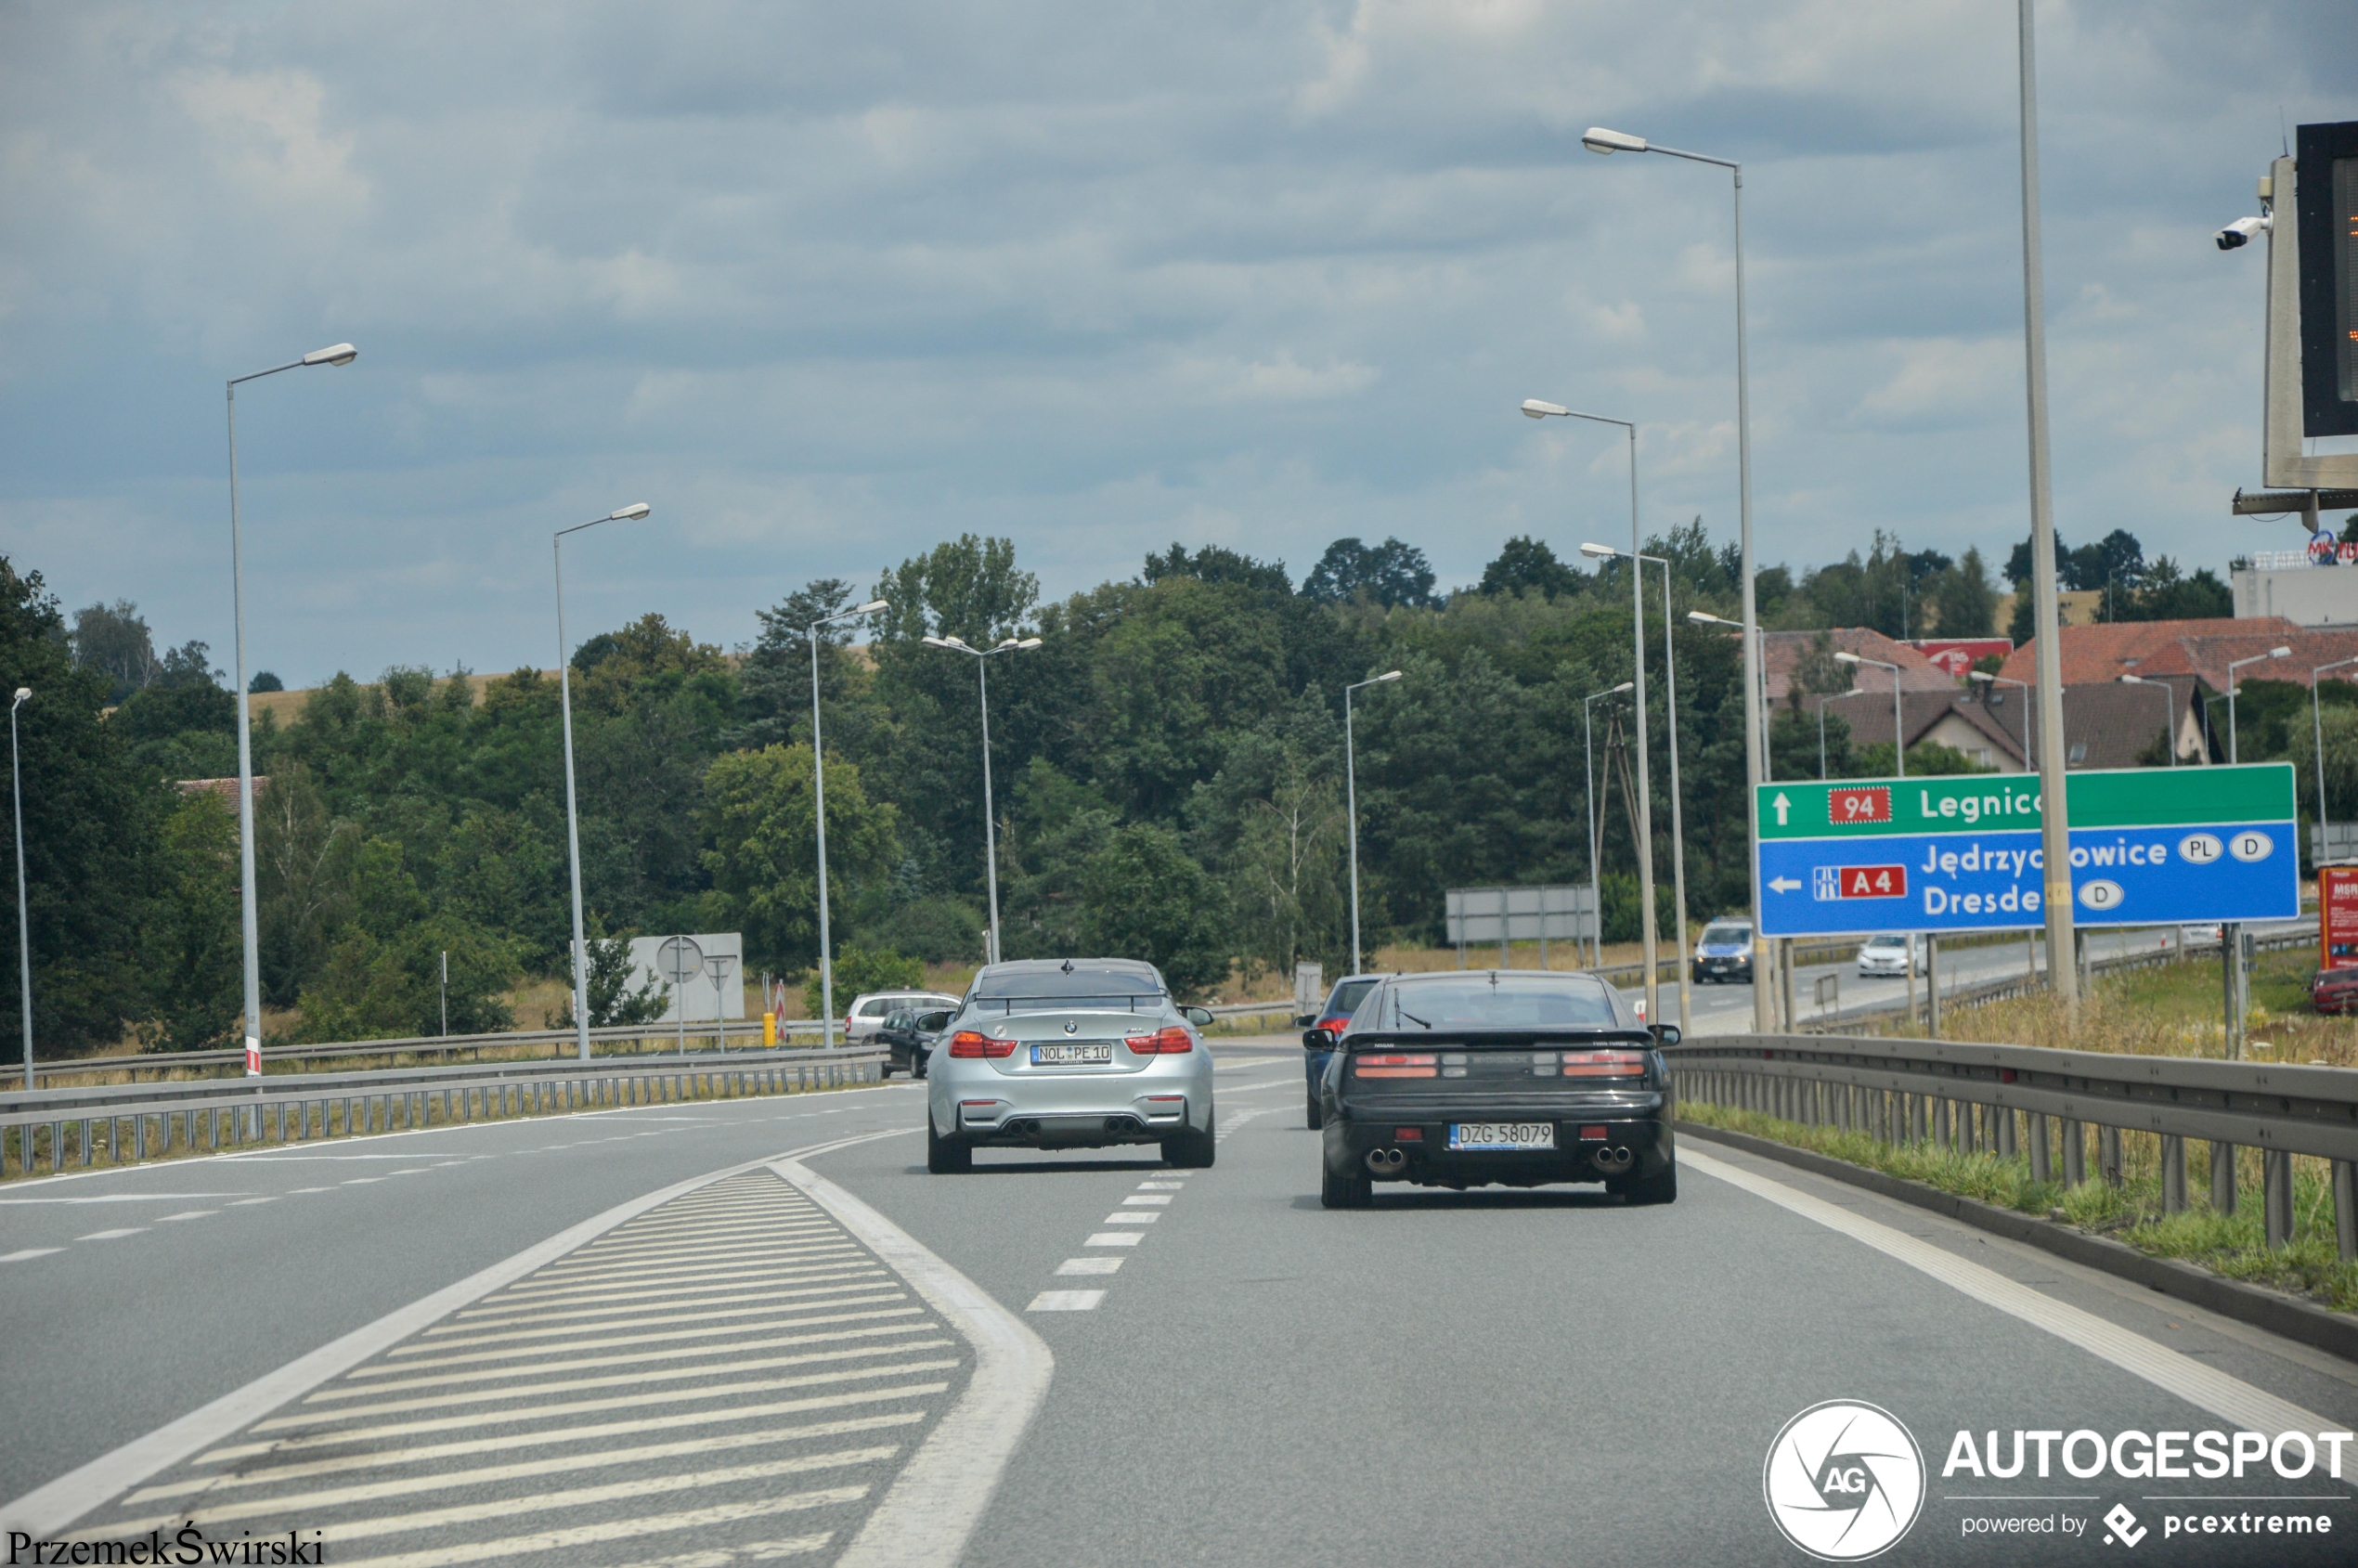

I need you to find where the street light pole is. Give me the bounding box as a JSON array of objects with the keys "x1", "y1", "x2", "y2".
[
  {"x1": 1835, "y1": 652, "x2": 1906, "y2": 779},
  {"x1": 226, "y1": 342, "x2": 356, "y2": 1078},
  {"x1": 2314, "y1": 658, "x2": 2358, "y2": 853},
  {"x1": 1585, "y1": 681, "x2": 1634, "y2": 971},
  {"x1": 2118, "y1": 675, "x2": 2180, "y2": 767},
  {"x1": 9, "y1": 688, "x2": 29, "y2": 1091},
  {"x1": 1588, "y1": 544, "x2": 1691, "y2": 1031},
  {"x1": 1814, "y1": 693, "x2": 1838, "y2": 780},
  {"x1": 810, "y1": 600, "x2": 888, "y2": 1047},
  {"x1": 555, "y1": 501, "x2": 654, "y2": 1061},
  {"x1": 1968, "y1": 669, "x2": 2036, "y2": 770},
  {"x1": 923, "y1": 634, "x2": 1043, "y2": 965},
  {"x1": 1521, "y1": 400, "x2": 1657, "y2": 1021},
  {"x1": 1345, "y1": 670, "x2": 1404, "y2": 976},
  {"x1": 2226, "y1": 647, "x2": 2292, "y2": 765},
  {"x1": 1579, "y1": 125, "x2": 1765, "y2": 1031}
]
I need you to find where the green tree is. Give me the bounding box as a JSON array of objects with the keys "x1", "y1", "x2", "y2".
[
  {"x1": 1928, "y1": 547, "x2": 1997, "y2": 637},
  {"x1": 802, "y1": 944, "x2": 925, "y2": 1018},
  {"x1": 554, "y1": 932, "x2": 670, "y2": 1029},
  {"x1": 701, "y1": 743, "x2": 900, "y2": 976},
  {"x1": 298, "y1": 915, "x2": 520, "y2": 1042},
  {"x1": 1076, "y1": 823, "x2": 1229, "y2": 996},
  {"x1": 1478, "y1": 537, "x2": 1584, "y2": 601},
  {"x1": 138, "y1": 789, "x2": 241, "y2": 1052},
  {"x1": 1302, "y1": 537, "x2": 1440, "y2": 609},
  {"x1": 874, "y1": 534, "x2": 1040, "y2": 646}
]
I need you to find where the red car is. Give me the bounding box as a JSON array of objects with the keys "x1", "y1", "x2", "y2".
[{"x1": 2313, "y1": 968, "x2": 2358, "y2": 1017}]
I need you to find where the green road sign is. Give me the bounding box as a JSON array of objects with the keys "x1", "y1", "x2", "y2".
[{"x1": 1752, "y1": 764, "x2": 2300, "y2": 937}]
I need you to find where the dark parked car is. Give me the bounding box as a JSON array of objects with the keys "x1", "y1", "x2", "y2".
[
  {"x1": 877, "y1": 1006, "x2": 955, "y2": 1078},
  {"x1": 2313, "y1": 967, "x2": 2358, "y2": 1017},
  {"x1": 1314, "y1": 969, "x2": 1679, "y2": 1209},
  {"x1": 1299, "y1": 973, "x2": 1387, "y2": 1129}
]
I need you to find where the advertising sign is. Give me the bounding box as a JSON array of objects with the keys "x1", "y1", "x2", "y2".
[
  {"x1": 2324, "y1": 866, "x2": 2358, "y2": 972},
  {"x1": 1753, "y1": 766, "x2": 2299, "y2": 938},
  {"x1": 1911, "y1": 638, "x2": 2012, "y2": 678}
]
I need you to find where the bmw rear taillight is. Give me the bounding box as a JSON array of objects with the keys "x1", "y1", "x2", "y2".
[
  {"x1": 947, "y1": 1030, "x2": 1017, "y2": 1058},
  {"x1": 1559, "y1": 1050, "x2": 1647, "y2": 1078},
  {"x1": 1354, "y1": 1053, "x2": 1437, "y2": 1079},
  {"x1": 1124, "y1": 1026, "x2": 1194, "y2": 1055}
]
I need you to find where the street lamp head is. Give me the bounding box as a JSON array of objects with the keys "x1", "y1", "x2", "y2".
[
  {"x1": 301, "y1": 343, "x2": 358, "y2": 368},
  {"x1": 2269, "y1": 646, "x2": 2291, "y2": 659},
  {"x1": 920, "y1": 635, "x2": 950, "y2": 649},
  {"x1": 1686, "y1": 610, "x2": 1732, "y2": 627},
  {"x1": 1578, "y1": 542, "x2": 1617, "y2": 561},
  {"x1": 1968, "y1": 669, "x2": 1994, "y2": 682},
  {"x1": 606, "y1": 502, "x2": 652, "y2": 522},
  {"x1": 1377, "y1": 669, "x2": 1403, "y2": 682},
  {"x1": 1016, "y1": 638, "x2": 1043, "y2": 650},
  {"x1": 1522, "y1": 399, "x2": 1569, "y2": 419},
  {"x1": 1581, "y1": 126, "x2": 1648, "y2": 156},
  {"x1": 1610, "y1": 680, "x2": 1635, "y2": 695},
  {"x1": 1833, "y1": 651, "x2": 1862, "y2": 665},
  {"x1": 10, "y1": 687, "x2": 27, "y2": 705},
  {"x1": 856, "y1": 601, "x2": 888, "y2": 615},
  {"x1": 2118, "y1": 674, "x2": 2144, "y2": 684}
]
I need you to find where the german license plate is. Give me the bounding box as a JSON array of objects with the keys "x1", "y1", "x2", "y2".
[
  {"x1": 1448, "y1": 1121, "x2": 1555, "y2": 1151},
  {"x1": 1030, "y1": 1043, "x2": 1112, "y2": 1065}
]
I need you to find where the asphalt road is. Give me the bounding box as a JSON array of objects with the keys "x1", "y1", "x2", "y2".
[{"x1": 5, "y1": 1044, "x2": 2355, "y2": 1566}]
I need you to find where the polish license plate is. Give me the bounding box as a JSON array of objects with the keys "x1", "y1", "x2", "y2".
[
  {"x1": 1448, "y1": 1121, "x2": 1555, "y2": 1151},
  {"x1": 1030, "y1": 1043, "x2": 1113, "y2": 1066}
]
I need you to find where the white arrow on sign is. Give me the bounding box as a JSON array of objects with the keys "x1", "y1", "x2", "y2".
[
  {"x1": 1768, "y1": 875, "x2": 1801, "y2": 894},
  {"x1": 1772, "y1": 793, "x2": 1791, "y2": 826}
]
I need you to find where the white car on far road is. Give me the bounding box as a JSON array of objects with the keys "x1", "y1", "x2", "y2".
[
  {"x1": 845, "y1": 990, "x2": 962, "y2": 1043},
  {"x1": 1856, "y1": 933, "x2": 1926, "y2": 978}
]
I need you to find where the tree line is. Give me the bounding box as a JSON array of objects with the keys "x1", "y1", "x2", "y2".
[{"x1": 5, "y1": 517, "x2": 2347, "y2": 1056}]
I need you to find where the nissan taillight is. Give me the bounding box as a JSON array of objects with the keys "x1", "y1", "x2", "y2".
[
  {"x1": 1354, "y1": 1053, "x2": 1438, "y2": 1079},
  {"x1": 1124, "y1": 1026, "x2": 1194, "y2": 1055},
  {"x1": 947, "y1": 1030, "x2": 1017, "y2": 1058},
  {"x1": 1559, "y1": 1050, "x2": 1648, "y2": 1078}
]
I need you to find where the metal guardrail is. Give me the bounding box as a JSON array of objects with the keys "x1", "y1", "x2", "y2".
[
  {"x1": 0, "y1": 1043, "x2": 889, "y2": 1180},
  {"x1": 1665, "y1": 1032, "x2": 2358, "y2": 1260},
  {"x1": 13, "y1": 1017, "x2": 842, "y2": 1087}
]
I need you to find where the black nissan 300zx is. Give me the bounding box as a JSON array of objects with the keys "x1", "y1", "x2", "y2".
[{"x1": 1314, "y1": 969, "x2": 1679, "y2": 1209}]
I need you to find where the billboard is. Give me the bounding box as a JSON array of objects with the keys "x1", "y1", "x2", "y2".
[
  {"x1": 2296, "y1": 119, "x2": 2358, "y2": 438},
  {"x1": 1911, "y1": 638, "x2": 2012, "y2": 678},
  {"x1": 2325, "y1": 866, "x2": 2358, "y2": 973}
]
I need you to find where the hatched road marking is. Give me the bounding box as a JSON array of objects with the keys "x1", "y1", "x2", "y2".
[{"x1": 47, "y1": 1157, "x2": 974, "y2": 1566}]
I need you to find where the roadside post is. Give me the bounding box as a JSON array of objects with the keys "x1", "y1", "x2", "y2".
[{"x1": 656, "y1": 936, "x2": 705, "y2": 1057}]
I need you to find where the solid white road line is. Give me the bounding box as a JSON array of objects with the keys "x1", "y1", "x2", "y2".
[
  {"x1": 311, "y1": 1324, "x2": 944, "y2": 1398},
  {"x1": 0, "y1": 1130, "x2": 914, "y2": 1540},
  {"x1": 357, "y1": 1304, "x2": 926, "y2": 1374},
  {"x1": 399, "y1": 1287, "x2": 909, "y2": 1351},
  {"x1": 773, "y1": 1147, "x2": 1053, "y2": 1568},
  {"x1": 441, "y1": 1271, "x2": 887, "y2": 1328},
  {"x1": 1025, "y1": 1291, "x2": 1105, "y2": 1313},
  {"x1": 1681, "y1": 1148, "x2": 2346, "y2": 1442}
]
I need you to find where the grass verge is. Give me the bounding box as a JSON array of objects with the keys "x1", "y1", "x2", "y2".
[{"x1": 1680, "y1": 1099, "x2": 2358, "y2": 1315}]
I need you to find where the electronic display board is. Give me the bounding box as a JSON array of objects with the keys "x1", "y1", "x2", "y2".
[{"x1": 2296, "y1": 119, "x2": 2358, "y2": 437}]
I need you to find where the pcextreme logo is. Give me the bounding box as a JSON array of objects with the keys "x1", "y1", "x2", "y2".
[{"x1": 1764, "y1": 1400, "x2": 1926, "y2": 1561}]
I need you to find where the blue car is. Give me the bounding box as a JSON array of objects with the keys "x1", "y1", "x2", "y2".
[
  {"x1": 1300, "y1": 973, "x2": 1386, "y2": 1128},
  {"x1": 1691, "y1": 917, "x2": 1754, "y2": 985}
]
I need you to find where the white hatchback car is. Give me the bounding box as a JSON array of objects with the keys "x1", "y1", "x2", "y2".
[
  {"x1": 844, "y1": 990, "x2": 962, "y2": 1043},
  {"x1": 1856, "y1": 933, "x2": 1926, "y2": 978}
]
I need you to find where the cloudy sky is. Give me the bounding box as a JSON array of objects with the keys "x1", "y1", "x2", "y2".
[{"x1": 2, "y1": 1, "x2": 2350, "y2": 687}]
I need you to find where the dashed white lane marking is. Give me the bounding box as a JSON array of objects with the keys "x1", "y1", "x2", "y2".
[
  {"x1": 72, "y1": 1228, "x2": 148, "y2": 1240},
  {"x1": 1681, "y1": 1148, "x2": 2344, "y2": 1441},
  {"x1": 227, "y1": 1197, "x2": 279, "y2": 1206},
  {"x1": 1055, "y1": 1258, "x2": 1122, "y2": 1276},
  {"x1": 1100, "y1": 1212, "x2": 1157, "y2": 1225},
  {"x1": 1082, "y1": 1233, "x2": 1141, "y2": 1248},
  {"x1": 155, "y1": 1212, "x2": 215, "y2": 1223},
  {"x1": 1025, "y1": 1290, "x2": 1106, "y2": 1312},
  {"x1": 1119, "y1": 1194, "x2": 1172, "y2": 1206},
  {"x1": 1, "y1": 1248, "x2": 62, "y2": 1262}
]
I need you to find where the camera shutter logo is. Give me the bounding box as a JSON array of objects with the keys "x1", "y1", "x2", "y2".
[{"x1": 1763, "y1": 1400, "x2": 1924, "y2": 1561}]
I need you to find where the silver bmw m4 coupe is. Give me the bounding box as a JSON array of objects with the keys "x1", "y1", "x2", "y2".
[{"x1": 925, "y1": 957, "x2": 1218, "y2": 1173}]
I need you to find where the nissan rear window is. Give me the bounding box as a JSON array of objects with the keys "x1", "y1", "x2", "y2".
[{"x1": 1368, "y1": 976, "x2": 1624, "y2": 1030}]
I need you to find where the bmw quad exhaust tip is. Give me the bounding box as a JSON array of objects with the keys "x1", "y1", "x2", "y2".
[{"x1": 1366, "y1": 1147, "x2": 1408, "y2": 1173}]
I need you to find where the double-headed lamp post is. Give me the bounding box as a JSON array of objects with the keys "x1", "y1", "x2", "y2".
[
  {"x1": 10, "y1": 687, "x2": 29, "y2": 1090},
  {"x1": 2226, "y1": 647, "x2": 2292, "y2": 764},
  {"x1": 923, "y1": 634, "x2": 1043, "y2": 965},
  {"x1": 1519, "y1": 399, "x2": 1657, "y2": 1021},
  {"x1": 1583, "y1": 681, "x2": 1634, "y2": 971},
  {"x1": 2118, "y1": 675, "x2": 2178, "y2": 767},
  {"x1": 1967, "y1": 668, "x2": 2036, "y2": 770},
  {"x1": 1584, "y1": 541, "x2": 1691, "y2": 1032},
  {"x1": 810, "y1": 600, "x2": 889, "y2": 1046},
  {"x1": 1834, "y1": 652, "x2": 1905, "y2": 779},
  {"x1": 1579, "y1": 125, "x2": 1766, "y2": 1031},
  {"x1": 227, "y1": 342, "x2": 356, "y2": 1077},
  {"x1": 1344, "y1": 670, "x2": 1403, "y2": 976},
  {"x1": 556, "y1": 502, "x2": 654, "y2": 1061}
]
